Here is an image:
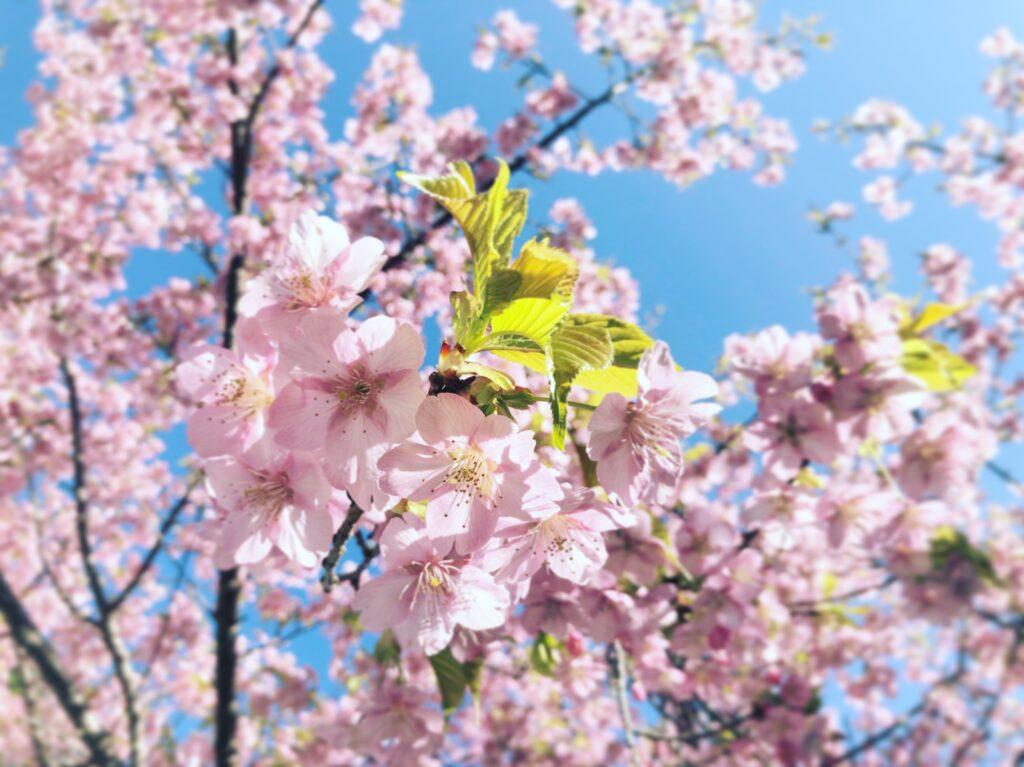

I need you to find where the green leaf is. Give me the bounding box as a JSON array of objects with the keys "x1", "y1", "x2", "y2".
[
  {"x1": 929, "y1": 526, "x2": 1001, "y2": 587},
  {"x1": 479, "y1": 298, "x2": 568, "y2": 357},
  {"x1": 428, "y1": 647, "x2": 469, "y2": 716},
  {"x1": 398, "y1": 160, "x2": 476, "y2": 201},
  {"x1": 451, "y1": 290, "x2": 484, "y2": 348},
  {"x1": 399, "y1": 159, "x2": 527, "y2": 300},
  {"x1": 372, "y1": 631, "x2": 401, "y2": 666},
  {"x1": 458, "y1": 361, "x2": 517, "y2": 391},
  {"x1": 529, "y1": 632, "x2": 564, "y2": 677},
  {"x1": 547, "y1": 316, "x2": 614, "y2": 449},
  {"x1": 464, "y1": 656, "x2": 484, "y2": 701},
  {"x1": 570, "y1": 315, "x2": 654, "y2": 397},
  {"x1": 903, "y1": 302, "x2": 964, "y2": 336},
  {"x1": 482, "y1": 269, "x2": 524, "y2": 316},
  {"x1": 900, "y1": 338, "x2": 976, "y2": 391},
  {"x1": 508, "y1": 239, "x2": 579, "y2": 305}
]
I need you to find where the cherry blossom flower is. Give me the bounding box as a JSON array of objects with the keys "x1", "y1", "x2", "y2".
[
  {"x1": 175, "y1": 343, "x2": 277, "y2": 458},
  {"x1": 206, "y1": 439, "x2": 334, "y2": 568},
  {"x1": 269, "y1": 314, "x2": 424, "y2": 512},
  {"x1": 587, "y1": 341, "x2": 720, "y2": 506},
  {"x1": 238, "y1": 211, "x2": 387, "y2": 334},
  {"x1": 817, "y1": 279, "x2": 903, "y2": 371},
  {"x1": 379, "y1": 393, "x2": 562, "y2": 552},
  {"x1": 352, "y1": 515, "x2": 510, "y2": 653},
  {"x1": 487, "y1": 487, "x2": 636, "y2": 586}
]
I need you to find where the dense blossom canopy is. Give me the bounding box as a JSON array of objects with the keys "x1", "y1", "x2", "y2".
[{"x1": 1, "y1": 2, "x2": 1024, "y2": 766}]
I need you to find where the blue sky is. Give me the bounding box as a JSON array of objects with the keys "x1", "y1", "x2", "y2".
[{"x1": 2, "y1": 0, "x2": 1021, "y2": 371}]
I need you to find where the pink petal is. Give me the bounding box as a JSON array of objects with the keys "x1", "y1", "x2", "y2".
[
  {"x1": 378, "y1": 442, "x2": 450, "y2": 499},
  {"x1": 204, "y1": 457, "x2": 256, "y2": 511},
  {"x1": 359, "y1": 316, "x2": 425, "y2": 374},
  {"x1": 269, "y1": 383, "x2": 332, "y2": 451},
  {"x1": 220, "y1": 512, "x2": 273, "y2": 566},
  {"x1": 379, "y1": 515, "x2": 437, "y2": 568},
  {"x1": 352, "y1": 571, "x2": 413, "y2": 630},
  {"x1": 378, "y1": 370, "x2": 425, "y2": 441},
  {"x1": 415, "y1": 393, "x2": 483, "y2": 445},
  {"x1": 450, "y1": 567, "x2": 509, "y2": 631},
  {"x1": 292, "y1": 211, "x2": 350, "y2": 273},
  {"x1": 333, "y1": 236, "x2": 386, "y2": 292},
  {"x1": 587, "y1": 393, "x2": 629, "y2": 461}
]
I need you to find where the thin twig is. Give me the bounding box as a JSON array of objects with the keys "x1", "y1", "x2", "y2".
[
  {"x1": 320, "y1": 503, "x2": 366, "y2": 593},
  {"x1": 107, "y1": 475, "x2": 201, "y2": 613},
  {"x1": 61, "y1": 358, "x2": 142, "y2": 767},
  {"x1": 611, "y1": 640, "x2": 641, "y2": 766}
]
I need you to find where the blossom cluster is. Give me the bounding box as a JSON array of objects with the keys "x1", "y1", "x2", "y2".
[{"x1": 178, "y1": 208, "x2": 719, "y2": 657}]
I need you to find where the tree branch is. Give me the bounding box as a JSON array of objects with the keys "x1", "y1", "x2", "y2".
[
  {"x1": 60, "y1": 357, "x2": 143, "y2": 767},
  {"x1": 320, "y1": 502, "x2": 365, "y2": 593},
  {"x1": 107, "y1": 475, "x2": 200, "y2": 614},
  {"x1": 215, "y1": 7, "x2": 326, "y2": 764},
  {"x1": 381, "y1": 73, "x2": 639, "y2": 273},
  {"x1": 0, "y1": 569, "x2": 117, "y2": 766},
  {"x1": 610, "y1": 640, "x2": 641, "y2": 766}
]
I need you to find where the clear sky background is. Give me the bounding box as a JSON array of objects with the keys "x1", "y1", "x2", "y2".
[{"x1": 2, "y1": 0, "x2": 1023, "y2": 372}]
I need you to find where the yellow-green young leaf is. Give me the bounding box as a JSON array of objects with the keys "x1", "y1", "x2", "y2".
[
  {"x1": 398, "y1": 160, "x2": 476, "y2": 201},
  {"x1": 399, "y1": 159, "x2": 527, "y2": 297},
  {"x1": 821, "y1": 572, "x2": 838, "y2": 600},
  {"x1": 509, "y1": 239, "x2": 579, "y2": 305},
  {"x1": 494, "y1": 188, "x2": 528, "y2": 263},
  {"x1": 900, "y1": 338, "x2": 976, "y2": 391},
  {"x1": 428, "y1": 647, "x2": 469, "y2": 716},
  {"x1": 570, "y1": 314, "x2": 655, "y2": 396},
  {"x1": 482, "y1": 268, "x2": 524, "y2": 316},
  {"x1": 929, "y1": 526, "x2": 1001, "y2": 587},
  {"x1": 529, "y1": 632, "x2": 564, "y2": 677},
  {"x1": 477, "y1": 297, "x2": 569, "y2": 358},
  {"x1": 457, "y1": 361, "x2": 516, "y2": 391},
  {"x1": 547, "y1": 316, "x2": 614, "y2": 449},
  {"x1": 904, "y1": 302, "x2": 964, "y2": 336},
  {"x1": 451, "y1": 290, "x2": 484, "y2": 348}
]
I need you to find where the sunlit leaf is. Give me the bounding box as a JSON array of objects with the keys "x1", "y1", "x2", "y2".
[
  {"x1": 509, "y1": 239, "x2": 579, "y2": 305},
  {"x1": 548, "y1": 316, "x2": 614, "y2": 448},
  {"x1": 900, "y1": 338, "x2": 976, "y2": 391},
  {"x1": 569, "y1": 314, "x2": 654, "y2": 396},
  {"x1": 903, "y1": 301, "x2": 964, "y2": 336},
  {"x1": 428, "y1": 647, "x2": 469, "y2": 716}
]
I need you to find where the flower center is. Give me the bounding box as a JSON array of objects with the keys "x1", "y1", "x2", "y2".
[
  {"x1": 335, "y1": 367, "x2": 379, "y2": 412},
  {"x1": 243, "y1": 476, "x2": 293, "y2": 518},
  {"x1": 279, "y1": 268, "x2": 328, "y2": 309},
  {"x1": 214, "y1": 371, "x2": 273, "y2": 414},
  {"x1": 626, "y1": 404, "x2": 679, "y2": 459},
  {"x1": 445, "y1": 448, "x2": 494, "y2": 499},
  {"x1": 540, "y1": 514, "x2": 581, "y2": 555},
  {"x1": 408, "y1": 560, "x2": 461, "y2": 606}
]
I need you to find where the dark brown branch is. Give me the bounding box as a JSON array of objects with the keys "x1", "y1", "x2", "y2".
[
  {"x1": 215, "y1": 7, "x2": 326, "y2": 764},
  {"x1": 0, "y1": 569, "x2": 117, "y2": 766},
  {"x1": 60, "y1": 358, "x2": 142, "y2": 767},
  {"x1": 336, "y1": 531, "x2": 379, "y2": 591},
  {"x1": 320, "y1": 503, "x2": 365, "y2": 593},
  {"x1": 11, "y1": 643, "x2": 51, "y2": 767},
  {"x1": 60, "y1": 359, "x2": 109, "y2": 617}
]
